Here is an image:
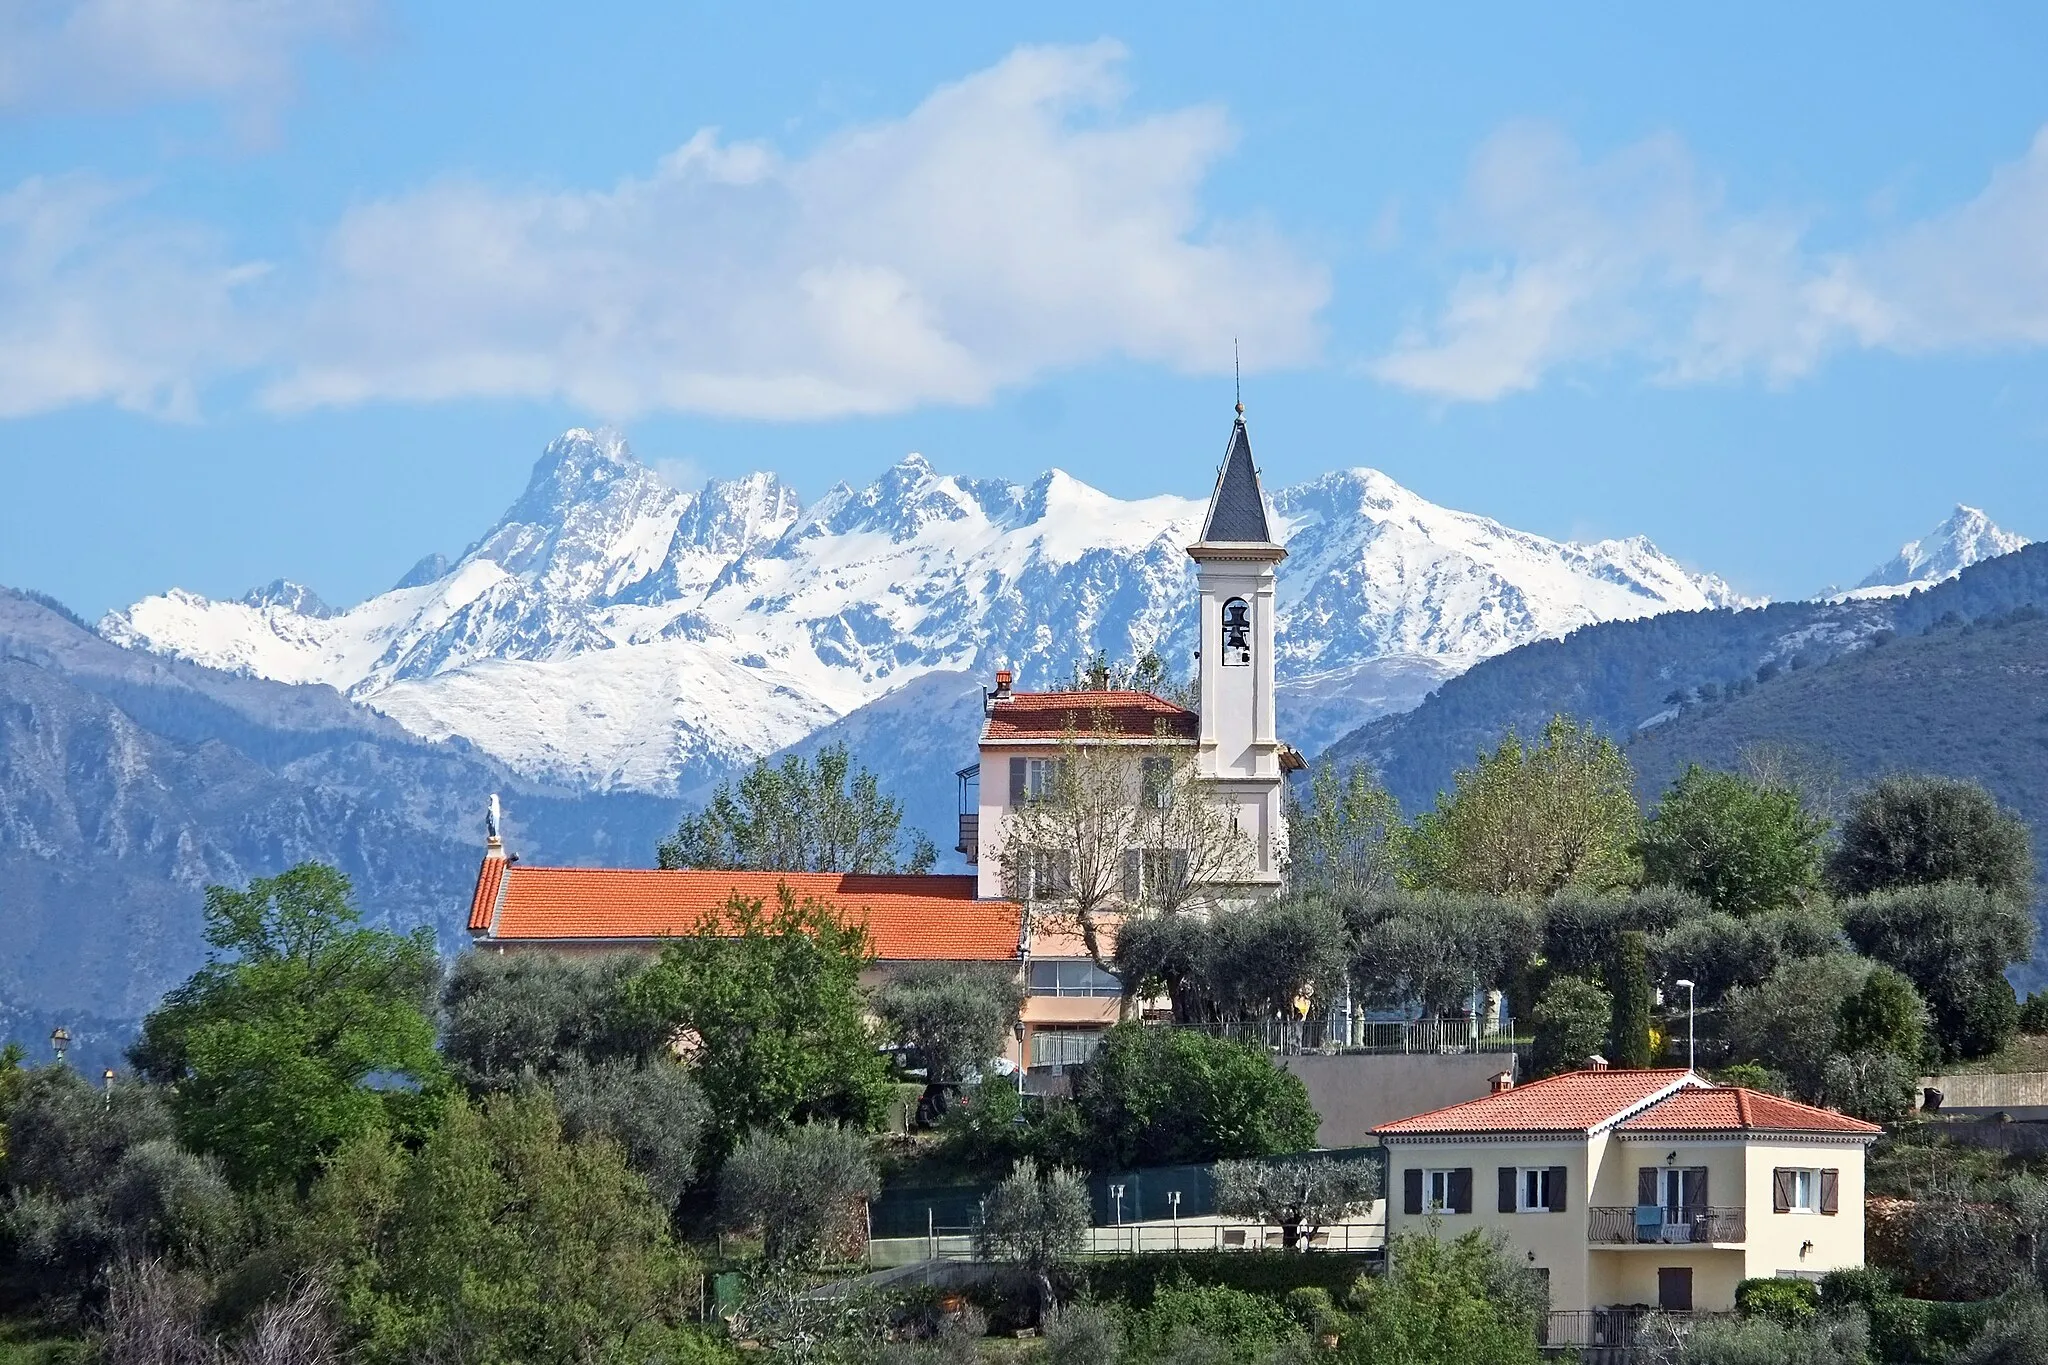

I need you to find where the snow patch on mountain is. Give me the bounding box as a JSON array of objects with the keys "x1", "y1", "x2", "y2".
[
  {"x1": 105, "y1": 427, "x2": 1752, "y2": 794},
  {"x1": 1851, "y1": 506, "x2": 2029, "y2": 597}
]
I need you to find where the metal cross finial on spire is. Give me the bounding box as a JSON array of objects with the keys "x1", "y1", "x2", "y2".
[{"x1": 1234, "y1": 339, "x2": 1243, "y2": 416}]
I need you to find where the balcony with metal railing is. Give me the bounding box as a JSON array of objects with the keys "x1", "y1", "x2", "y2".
[{"x1": 1587, "y1": 1205, "x2": 1747, "y2": 1246}]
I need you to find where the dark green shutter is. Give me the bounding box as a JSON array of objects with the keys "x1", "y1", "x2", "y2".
[
  {"x1": 1638, "y1": 1167, "x2": 1658, "y2": 1206},
  {"x1": 1547, "y1": 1166, "x2": 1568, "y2": 1212},
  {"x1": 1009, "y1": 757, "x2": 1026, "y2": 800},
  {"x1": 1498, "y1": 1167, "x2": 1517, "y2": 1213},
  {"x1": 1403, "y1": 1168, "x2": 1423, "y2": 1215},
  {"x1": 1449, "y1": 1168, "x2": 1473, "y2": 1214}
]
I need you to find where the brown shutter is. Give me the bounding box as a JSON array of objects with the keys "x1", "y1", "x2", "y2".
[
  {"x1": 1820, "y1": 1169, "x2": 1840, "y2": 1216},
  {"x1": 1009, "y1": 757, "x2": 1027, "y2": 800},
  {"x1": 1499, "y1": 1167, "x2": 1517, "y2": 1213},
  {"x1": 1449, "y1": 1168, "x2": 1473, "y2": 1214},
  {"x1": 1547, "y1": 1166, "x2": 1569, "y2": 1213},
  {"x1": 1773, "y1": 1169, "x2": 1794, "y2": 1214},
  {"x1": 1638, "y1": 1167, "x2": 1658, "y2": 1205},
  {"x1": 1403, "y1": 1168, "x2": 1423, "y2": 1215},
  {"x1": 1688, "y1": 1166, "x2": 1709, "y2": 1210}
]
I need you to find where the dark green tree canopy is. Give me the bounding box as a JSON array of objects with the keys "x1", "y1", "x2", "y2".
[
  {"x1": 1071, "y1": 1023, "x2": 1319, "y2": 1171},
  {"x1": 1843, "y1": 881, "x2": 2035, "y2": 1060},
  {"x1": 1640, "y1": 764, "x2": 1828, "y2": 916},
  {"x1": 440, "y1": 949, "x2": 661, "y2": 1093},
  {"x1": 130, "y1": 863, "x2": 443, "y2": 1191},
  {"x1": 1531, "y1": 975, "x2": 1611, "y2": 1078},
  {"x1": 625, "y1": 887, "x2": 893, "y2": 1156},
  {"x1": 657, "y1": 740, "x2": 937, "y2": 874},
  {"x1": 1345, "y1": 890, "x2": 1540, "y2": 1017},
  {"x1": 716, "y1": 1123, "x2": 879, "y2": 1267},
  {"x1": 1117, "y1": 896, "x2": 1351, "y2": 1025},
  {"x1": 1827, "y1": 774, "x2": 2034, "y2": 901}
]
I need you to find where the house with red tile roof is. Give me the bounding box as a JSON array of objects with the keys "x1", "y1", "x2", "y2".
[
  {"x1": 1373, "y1": 1066, "x2": 1880, "y2": 1323},
  {"x1": 955, "y1": 409, "x2": 1306, "y2": 1067},
  {"x1": 463, "y1": 826, "x2": 1075, "y2": 1067}
]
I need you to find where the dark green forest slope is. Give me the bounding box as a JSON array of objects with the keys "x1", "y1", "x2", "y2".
[{"x1": 1322, "y1": 543, "x2": 2048, "y2": 814}]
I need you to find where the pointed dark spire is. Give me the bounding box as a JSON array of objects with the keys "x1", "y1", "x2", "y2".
[{"x1": 1199, "y1": 411, "x2": 1274, "y2": 544}]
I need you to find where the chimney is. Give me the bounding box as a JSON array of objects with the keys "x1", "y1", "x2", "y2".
[
  {"x1": 1585, "y1": 1054, "x2": 1609, "y2": 1072},
  {"x1": 1489, "y1": 1071, "x2": 1515, "y2": 1095},
  {"x1": 993, "y1": 669, "x2": 1013, "y2": 701}
]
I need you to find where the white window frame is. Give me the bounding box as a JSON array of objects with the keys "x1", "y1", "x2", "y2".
[
  {"x1": 1425, "y1": 1169, "x2": 1455, "y2": 1213},
  {"x1": 1024, "y1": 757, "x2": 1059, "y2": 801},
  {"x1": 1788, "y1": 1168, "x2": 1820, "y2": 1214},
  {"x1": 1517, "y1": 1167, "x2": 1554, "y2": 1213}
]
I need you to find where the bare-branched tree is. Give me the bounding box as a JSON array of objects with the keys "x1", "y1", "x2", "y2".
[{"x1": 993, "y1": 715, "x2": 1255, "y2": 986}]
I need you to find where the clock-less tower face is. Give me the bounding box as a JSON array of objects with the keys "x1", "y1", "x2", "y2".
[{"x1": 1188, "y1": 410, "x2": 1287, "y2": 888}]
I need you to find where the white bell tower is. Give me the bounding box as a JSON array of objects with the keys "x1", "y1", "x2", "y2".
[{"x1": 1188, "y1": 403, "x2": 1286, "y2": 888}]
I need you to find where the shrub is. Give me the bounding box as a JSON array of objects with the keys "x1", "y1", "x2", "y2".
[
  {"x1": 1120, "y1": 1285, "x2": 1301, "y2": 1364},
  {"x1": 1071, "y1": 1025, "x2": 1317, "y2": 1171},
  {"x1": 717, "y1": 1123, "x2": 879, "y2": 1266},
  {"x1": 1531, "y1": 975, "x2": 1611, "y2": 1078},
  {"x1": 2021, "y1": 991, "x2": 2048, "y2": 1034},
  {"x1": 1734, "y1": 1275, "x2": 1817, "y2": 1325}
]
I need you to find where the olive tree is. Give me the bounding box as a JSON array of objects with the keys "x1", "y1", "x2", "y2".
[
  {"x1": 717, "y1": 1124, "x2": 880, "y2": 1267},
  {"x1": 1213, "y1": 1155, "x2": 1382, "y2": 1249},
  {"x1": 975, "y1": 1158, "x2": 1090, "y2": 1324}
]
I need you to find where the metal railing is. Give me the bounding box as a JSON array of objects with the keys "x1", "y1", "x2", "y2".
[
  {"x1": 955, "y1": 814, "x2": 978, "y2": 861},
  {"x1": 1587, "y1": 1206, "x2": 1747, "y2": 1245},
  {"x1": 1174, "y1": 1016, "x2": 1522, "y2": 1057},
  {"x1": 899, "y1": 1220, "x2": 1385, "y2": 1263},
  {"x1": 1542, "y1": 1309, "x2": 1737, "y2": 1350}
]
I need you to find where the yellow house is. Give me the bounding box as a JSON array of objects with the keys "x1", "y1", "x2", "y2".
[{"x1": 1373, "y1": 1067, "x2": 1881, "y2": 1318}]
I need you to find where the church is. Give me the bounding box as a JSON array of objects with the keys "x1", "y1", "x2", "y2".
[{"x1": 465, "y1": 406, "x2": 1300, "y2": 1073}]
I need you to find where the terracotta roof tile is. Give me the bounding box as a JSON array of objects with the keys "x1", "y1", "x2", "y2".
[
  {"x1": 1374, "y1": 1069, "x2": 1695, "y2": 1136},
  {"x1": 982, "y1": 690, "x2": 1199, "y2": 742},
  {"x1": 471, "y1": 866, "x2": 1023, "y2": 962},
  {"x1": 466, "y1": 855, "x2": 507, "y2": 932},
  {"x1": 1620, "y1": 1087, "x2": 1881, "y2": 1135}
]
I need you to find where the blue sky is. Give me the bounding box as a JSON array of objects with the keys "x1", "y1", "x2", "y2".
[{"x1": 4, "y1": 2, "x2": 2047, "y2": 616}]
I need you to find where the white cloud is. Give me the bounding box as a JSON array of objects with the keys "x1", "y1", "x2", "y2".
[
  {"x1": 0, "y1": 0, "x2": 368, "y2": 120},
  {"x1": 0, "y1": 174, "x2": 265, "y2": 418},
  {"x1": 261, "y1": 41, "x2": 1328, "y2": 419},
  {"x1": 1372, "y1": 122, "x2": 2048, "y2": 401}
]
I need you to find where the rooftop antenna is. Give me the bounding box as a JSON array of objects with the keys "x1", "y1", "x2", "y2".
[{"x1": 1234, "y1": 338, "x2": 1243, "y2": 416}]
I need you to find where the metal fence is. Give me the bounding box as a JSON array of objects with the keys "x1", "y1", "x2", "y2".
[
  {"x1": 1542, "y1": 1309, "x2": 1737, "y2": 1353},
  {"x1": 1586, "y1": 1206, "x2": 1747, "y2": 1245},
  {"x1": 907, "y1": 1220, "x2": 1384, "y2": 1262},
  {"x1": 1175, "y1": 1016, "x2": 1522, "y2": 1057}
]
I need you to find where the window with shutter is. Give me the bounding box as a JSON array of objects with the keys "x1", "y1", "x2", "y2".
[
  {"x1": 1121, "y1": 850, "x2": 1141, "y2": 900},
  {"x1": 1449, "y1": 1168, "x2": 1474, "y2": 1215},
  {"x1": 1547, "y1": 1166, "x2": 1568, "y2": 1213},
  {"x1": 1638, "y1": 1167, "x2": 1658, "y2": 1206},
  {"x1": 1820, "y1": 1169, "x2": 1840, "y2": 1216},
  {"x1": 1403, "y1": 1169, "x2": 1423, "y2": 1216},
  {"x1": 1498, "y1": 1168, "x2": 1517, "y2": 1214},
  {"x1": 1772, "y1": 1169, "x2": 1795, "y2": 1213},
  {"x1": 1009, "y1": 757, "x2": 1026, "y2": 801}
]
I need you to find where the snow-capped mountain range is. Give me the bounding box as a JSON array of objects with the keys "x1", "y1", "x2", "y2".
[
  {"x1": 104, "y1": 427, "x2": 1752, "y2": 795},
  {"x1": 1854, "y1": 505, "x2": 2031, "y2": 595}
]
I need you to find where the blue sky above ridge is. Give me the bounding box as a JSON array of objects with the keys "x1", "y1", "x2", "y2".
[{"x1": 2, "y1": 2, "x2": 2046, "y2": 616}]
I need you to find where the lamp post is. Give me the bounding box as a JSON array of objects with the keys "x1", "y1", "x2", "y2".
[
  {"x1": 1110, "y1": 1183, "x2": 1126, "y2": 1253},
  {"x1": 1168, "y1": 1191, "x2": 1182, "y2": 1253},
  {"x1": 1674, "y1": 979, "x2": 1696, "y2": 1073},
  {"x1": 102, "y1": 1069, "x2": 115, "y2": 1108},
  {"x1": 1013, "y1": 1020, "x2": 1027, "y2": 1098},
  {"x1": 49, "y1": 1026, "x2": 68, "y2": 1065}
]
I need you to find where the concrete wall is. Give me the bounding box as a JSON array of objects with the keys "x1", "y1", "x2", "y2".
[
  {"x1": 1918, "y1": 1071, "x2": 2048, "y2": 1111},
  {"x1": 1278, "y1": 1052, "x2": 1513, "y2": 1148}
]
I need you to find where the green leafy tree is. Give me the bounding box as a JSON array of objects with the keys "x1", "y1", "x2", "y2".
[
  {"x1": 1118, "y1": 897, "x2": 1352, "y2": 1027},
  {"x1": 1531, "y1": 976, "x2": 1612, "y2": 1078},
  {"x1": 1609, "y1": 930, "x2": 1654, "y2": 1069},
  {"x1": 1059, "y1": 648, "x2": 1198, "y2": 707},
  {"x1": 1345, "y1": 1227, "x2": 1546, "y2": 1365},
  {"x1": 1836, "y1": 963, "x2": 1929, "y2": 1064},
  {"x1": 975, "y1": 1158, "x2": 1091, "y2": 1324},
  {"x1": 1843, "y1": 882, "x2": 2036, "y2": 1060},
  {"x1": 1827, "y1": 775, "x2": 2034, "y2": 901},
  {"x1": 1651, "y1": 903, "x2": 1844, "y2": 1007},
  {"x1": 130, "y1": 863, "x2": 442, "y2": 1191},
  {"x1": 440, "y1": 949, "x2": 663, "y2": 1093},
  {"x1": 1121, "y1": 1284, "x2": 1303, "y2": 1363},
  {"x1": 1639, "y1": 765, "x2": 1828, "y2": 916},
  {"x1": 625, "y1": 887, "x2": 893, "y2": 1157},
  {"x1": 658, "y1": 740, "x2": 937, "y2": 874},
  {"x1": 1406, "y1": 716, "x2": 1642, "y2": 899},
  {"x1": 1285, "y1": 761, "x2": 1405, "y2": 898},
  {"x1": 549, "y1": 1055, "x2": 708, "y2": 1212},
  {"x1": 302, "y1": 1092, "x2": 694, "y2": 1365},
  {"x1": 717, "y1": 1124, "x2": 879, "y2": 1267},
  {"x1": 1820, "y1": 1050, "x2": 1918, "y2": 1123},
  {"x1": 1723, "y1": 954, "x2": 1871, "y2": 1101},
  {"x1": 1213, "y1": 1155, "x2": 1381, "y2": 1249},
  {"x1": 872, "y1": 962, "x2": 1025, "y2": 1086},
  {"x1": 1070, "y1": 1024, "x2": 1318, "y2": 1171},
  {"x1": 1346, "y1": 892, "x2": 1541, "y2": 1018}
]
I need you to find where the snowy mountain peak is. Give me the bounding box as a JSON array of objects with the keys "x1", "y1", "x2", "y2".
[
  {"x1": 240, "y1": 579, "x2": 332, "y2": 618},
  {"x1": 106, "y1": 426, "x2": 1748, "y2": 796},
  {"x1": 1856, "y1": 505, "x2": 2029, "y2": 592}
]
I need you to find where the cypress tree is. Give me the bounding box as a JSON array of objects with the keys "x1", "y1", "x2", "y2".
[{"x1": 1608, "y1": 930, "x2": 1654, "y2": 1069}]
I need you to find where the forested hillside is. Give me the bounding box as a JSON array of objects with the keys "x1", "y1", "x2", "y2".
[
  {"x1": 0, "y1": 589, "x2": 680, "y2": 1065},
  {"x1": 1322, "y1": 543, "x2": 2048, "y2": 814}
]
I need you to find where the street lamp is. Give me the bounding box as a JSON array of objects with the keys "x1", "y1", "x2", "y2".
[
  {"x1": 1674, "y1": 979, "x2": 1697, "y2": 1073},
  {"x1": 49, "y1": 1026, "x2": 68, "y2": 1065}
]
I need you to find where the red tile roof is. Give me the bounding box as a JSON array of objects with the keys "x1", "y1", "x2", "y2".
[
  {"x1": 467, "y1": 855, "x2": 508, "y2": 932},
  {"x1": 1621, "y1": 1087, "x2": 1882, "y2": 1135},
  {"x1": 1374, "y1": 1070, "x2": 1695, "y2": 1136},
  {"x1": 982, "y1": 690, "x2": 1199, "y2": 742},
  {"x1": 469, "y1": 866, "x2": 1023, "y2": 962}
]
